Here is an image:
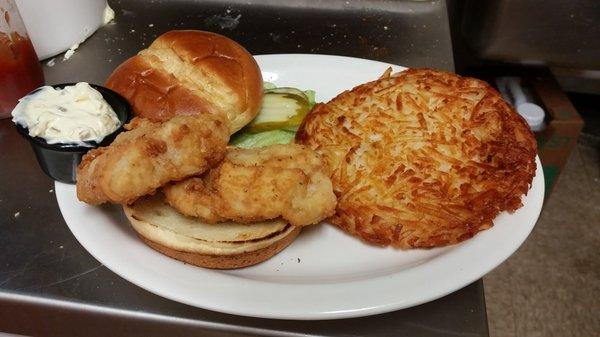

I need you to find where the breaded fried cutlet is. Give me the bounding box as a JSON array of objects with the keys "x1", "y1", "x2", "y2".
[
  {"x1": 163, "y1": 144, "x2": 337, "y2": 227},
  {"x1": 77, "y1": 114, "x2": 229, "y2": 205},
  {"x1": 296, "y1": 68, "x2": 537, "y2": 248}
]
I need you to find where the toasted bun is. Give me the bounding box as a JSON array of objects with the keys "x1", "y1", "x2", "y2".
[
  {"x1": 106, "y1": 30, "x2": 263, "y2": 133},
  {"x1": 123, "y1": 194, "x2": 300, "y2": 269},
  {"x1": 296, "y1": 68, "x2": 537, "y2": 249}
]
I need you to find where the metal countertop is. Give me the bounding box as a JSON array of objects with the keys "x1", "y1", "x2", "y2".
[{"x1": 0, "y1": 1, "x2": 488, "y2": 336}]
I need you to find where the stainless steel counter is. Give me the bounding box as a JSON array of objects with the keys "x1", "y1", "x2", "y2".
[{"x1": 0, "y1": 1, "x2": 488, "y2": 336}]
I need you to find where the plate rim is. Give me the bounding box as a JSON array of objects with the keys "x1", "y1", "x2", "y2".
[{"x1": 57, "y1": 53, "x2": 545, "y2": 320}]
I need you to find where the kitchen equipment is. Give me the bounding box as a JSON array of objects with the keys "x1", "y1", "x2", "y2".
[{"x1": 457, "y1": 0, "x2": 600, "y2": 70}]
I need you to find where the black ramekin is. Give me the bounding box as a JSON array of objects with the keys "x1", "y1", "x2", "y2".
[{"x1": 14, "y1": 83, "x2": 132, "y2": 184}]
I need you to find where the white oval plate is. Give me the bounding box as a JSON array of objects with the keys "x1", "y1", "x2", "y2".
[{"x1": 56, "y1": 54, "x2": 544, "y2": 320}]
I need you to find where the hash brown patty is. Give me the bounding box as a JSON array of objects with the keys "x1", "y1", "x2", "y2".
[{"x1": 296, "y1": 68, "x2": 537, "y2": 248}]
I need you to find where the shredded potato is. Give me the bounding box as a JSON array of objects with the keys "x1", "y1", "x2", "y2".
[{"x1": 296, "y1": 68, "x2": 537, "y2": 248}]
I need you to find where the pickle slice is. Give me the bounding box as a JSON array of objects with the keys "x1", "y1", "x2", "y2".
[
  {"x1": 246, "y1": 92, "x2": 310, "y2": 133},
  {"x1": 265, "y1": 87, "x2": 310, "y2": 102}
]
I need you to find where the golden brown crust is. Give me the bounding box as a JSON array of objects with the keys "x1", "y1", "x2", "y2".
[
  {"x1": 163, "y1": 144, "x2": 337, "y2": 227},
  {"x1": 106, "y1": 30, "x2": 263, "y2": 133},
  {"x1": 137, "y1": 226, "x2": 301, "y2": 269},
  {"x1": 296, "y1": 68, "x2": 537, "y2": 249},
  {"x1": 76, "y1": 114, "x2": 229, "y2": 205}
]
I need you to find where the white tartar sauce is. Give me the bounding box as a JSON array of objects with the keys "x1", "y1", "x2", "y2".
[{"x1": 12, "y1": 82, "x2": 120, "y2": 146}]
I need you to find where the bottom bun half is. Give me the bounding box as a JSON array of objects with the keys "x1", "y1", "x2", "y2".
[{"x1": 124, "y1": 194, "x2": 301, "y2": 269}]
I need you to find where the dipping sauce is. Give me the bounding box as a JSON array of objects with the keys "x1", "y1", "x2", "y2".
[{"x1": 11, "y1": 82, "x2": 121, "y2": 146}]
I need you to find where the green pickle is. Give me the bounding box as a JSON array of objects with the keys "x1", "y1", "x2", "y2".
[
  {"x1": 229, "y1": 85, "x2": 316, "y2": 149},
  {"x1": 265, "y1": 87, "x2": 309, "y2": 101},
  {"x1": 245, "y1": 91, "x2": 310, "y2": 133}
]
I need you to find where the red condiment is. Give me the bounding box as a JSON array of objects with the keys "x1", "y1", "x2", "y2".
[{"x1": 0, "y1": 31, "x2": 45, "y2": 118}]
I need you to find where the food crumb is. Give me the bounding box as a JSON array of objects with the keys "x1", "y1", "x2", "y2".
[
  {"x1": 63, "y1": 43, "x2": 80, "y2": 61},
  {"x1": 148, "y1": 23, "x2": 154, "y2": 27},
  {"x1": 130, "y1": 29, "x2": 135, "y2": 33},
  {"x1": 14, "y1": 212, "x2": 20, "y2": 218},
  {"x1": 49, "y1": 189, "x2": 54, "y2": 193},
  {"x1": 383, "y1": 26, "x2": 389, "y2": 31},
  {"x1": 59, "y1": 245, "x2": 64, "y2": 249}
]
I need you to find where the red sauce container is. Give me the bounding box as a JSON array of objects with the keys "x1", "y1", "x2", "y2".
[{"x1": 0, "y1": 2, "x2": 45, "y2": 118}]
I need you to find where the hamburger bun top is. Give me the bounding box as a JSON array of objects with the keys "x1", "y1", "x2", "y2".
[{"x1": 106, "y1": 30, "x2": 263, "y2": 133}]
